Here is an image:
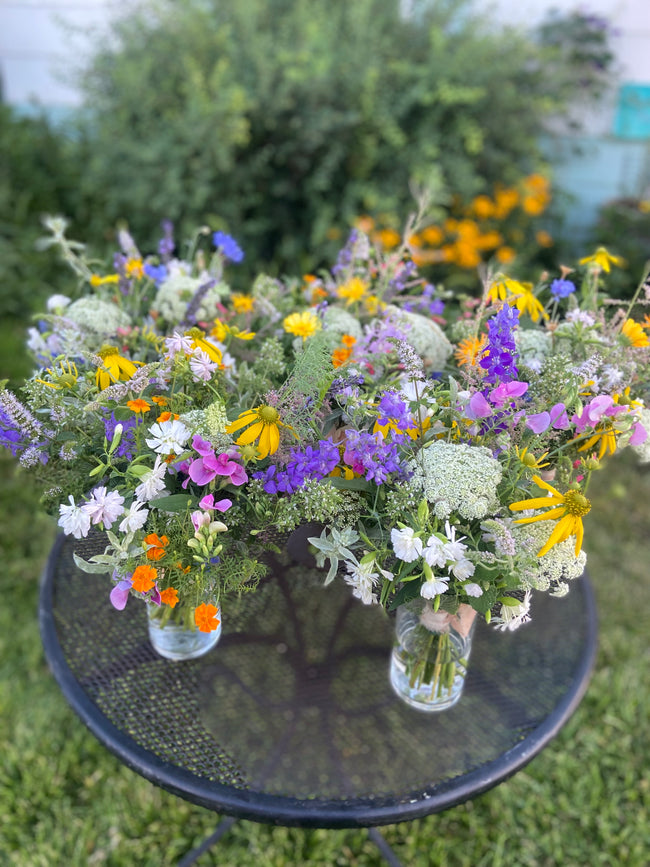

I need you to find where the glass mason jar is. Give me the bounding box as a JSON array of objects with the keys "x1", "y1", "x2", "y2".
[
  {"x1": 147, "y1": 597, "x2": 222, "y2": 661},
  {"x1": 390, "y1": 598, "x2": 477, "y2": 712}
]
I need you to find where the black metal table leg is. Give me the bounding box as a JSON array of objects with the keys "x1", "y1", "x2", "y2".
[{"x1": 177, "y1": 815, "x2": 238, "y2": 867}]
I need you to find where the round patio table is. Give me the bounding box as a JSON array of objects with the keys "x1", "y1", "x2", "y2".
[{"x1": 39, "y1": 530, "x2": 598, "y2": 866}]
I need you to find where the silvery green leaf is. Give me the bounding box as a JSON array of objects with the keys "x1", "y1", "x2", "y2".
[{"x1": 72, "y1": 553, "x2": 112, "y2": 574}]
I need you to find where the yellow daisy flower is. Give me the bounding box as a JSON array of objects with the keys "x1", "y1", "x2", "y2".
[
  {"x1": 509, "y1": 475, "x2": 591, "y2": 557},
  {"x1": 337, "y1": 277, "x2": 368, "y2": 306},
  {"x1": 89, "y1": 274, "x2": 120, "y2": 287},
  {"x1": 283, "y1": 311, "x2": 321, "y2": 341},
  {"x1": 578, "y1": 247, "x2": 624, "y2": 272},
  {"x1": 226, "y1": 405, "x2": 291, "y2": 459},
  {"x1": 232, "y1": 293, "x2": 255, "y2": 314},
  {"x1": 95, "y1": 346, "x2": 140, "y2": 390}
]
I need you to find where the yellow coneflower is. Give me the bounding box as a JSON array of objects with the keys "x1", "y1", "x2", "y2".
[
  {"x1": 226, "y1": 405, "x2": 292, "y2": 459},
  {"x1": 515, "y1": 446, "x2": 550, "y2": 471},
  {"x1": 509, "y1": 475, "x2": 591, "y2": 557},
  {"x1": 283, "y1": 310, "x2": 321, "y2": 341},
  {"x1": 489, "y1": 278, "x2": 547, "y2": 323},
  {"x1": 578, "y1": 246, "x2": 624, "y2": 272},
  {"x1": 574, "y1": 420, "x2": 620, "y2": 461},
  {"x1": 621, "y1": 318, "x2": 649, "y2": 348},
  {"x1": 186, "y1": 328, "x2": 222, "y2": 364},
  {"x1": 95, "y1": 345, "x2": 140, "y2": 390},
  {"x1": 36, "y1": 359, "x2": 79, "y2": 390}
]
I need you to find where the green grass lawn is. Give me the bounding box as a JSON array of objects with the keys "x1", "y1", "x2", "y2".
[{"x1": 1, "y1": 319, "x2": 649, "y2": 866}]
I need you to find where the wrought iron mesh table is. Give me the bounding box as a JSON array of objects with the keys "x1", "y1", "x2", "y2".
[{"x1": 39, "y1": 530, "x2": 598, "y2": 865}]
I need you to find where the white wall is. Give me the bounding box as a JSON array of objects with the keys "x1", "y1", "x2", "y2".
[{"x1": 0, "y1": 0, "x2": 122, "y2": 107}]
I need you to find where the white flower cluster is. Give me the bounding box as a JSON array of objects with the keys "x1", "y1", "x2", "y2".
[
  {"x1": 409, "y1": 441, "x2": 502, "y2": 520},
  {"x1": 64, "y1": 298, "x2": 131, "y2": 337},
  {"x1": 512, "y1": 519, "x2": 586, "y2": 595},
  {"x1": 387, "y1": 308, "x2": 452, "y2": 371},
  {"x1": 516, "y1": 329, "x2": 552, "y2": 371},
  {"x1": 152, "y1": 272, "x2": 228, "y2": 323},
  {"x1": 321, "y1": 306, "x2": 364, "y2": 341},
  {"x1": 391, "y1": 523, "x2": 482, "y2": 599}
]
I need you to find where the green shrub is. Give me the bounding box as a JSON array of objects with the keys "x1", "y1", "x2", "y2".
[
  {"x1": 590, "y1": 198, "x2": 650, "y2": 298},
  {"x1": 72, "y1": 0, "x2": 576, "y2": 274},
  {"x1": 0, "y1": 106, "x2": 85, "y2": 316}
]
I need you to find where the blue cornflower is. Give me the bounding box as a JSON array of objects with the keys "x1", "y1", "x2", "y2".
[
  {"x1": 550, "y1": 278, "x2": 576, "y2": 299},
  {"x1": 144, "y1": 263, "x2": 168, "y2": 284},
  {"x1": 213, "y1": 231, "x2": 244, "y2": 263}
]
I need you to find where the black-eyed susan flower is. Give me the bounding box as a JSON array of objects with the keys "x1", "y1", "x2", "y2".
[
  {"x1": 283, "y1": 310, "x2": 320, "y2": 341},
  {"x1": 509, "y1": 475, "x2": 591, "y2": 557},
  {"x1": 95, "y1": 345, "x2": 140, "y2": 390},
  {"x1": 226, "y1": 404, "x2": 292, "y2": 459}
]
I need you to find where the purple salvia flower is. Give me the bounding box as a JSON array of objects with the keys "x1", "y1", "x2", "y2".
[
  {"x1": 480, "y1": 304, "x2": 520, "y2": 384},
  {"x1": 158, "y1": 220, "x2": 175, "y2": 261}
]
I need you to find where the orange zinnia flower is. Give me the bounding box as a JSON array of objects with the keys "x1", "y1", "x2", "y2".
[
  {"x1": 159, "y1": 587, "x2": 179, "y2": 608},
  {"x1": 144, "y1": 533, "x2": 169, "y2": 560},
  {"x1": 151, "y1": 395, "x2": 168, "y2": 406},
  {"x1": 195, "y1": 603, "x2": 221, "y2": 633},
  {"x1": 156, "y1": 411, "x2": 180, "y2": 422},
  {"x1": 131, "y1": 564, "x2": 157, "y2": 593},
  {"x1": 127, "y1": 398, "x2": 151, "y2": 413}
]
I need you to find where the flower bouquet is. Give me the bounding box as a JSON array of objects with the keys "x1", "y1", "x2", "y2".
[{"x1": 3, "y1": 214, "x2": 650, "y2": 701}]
